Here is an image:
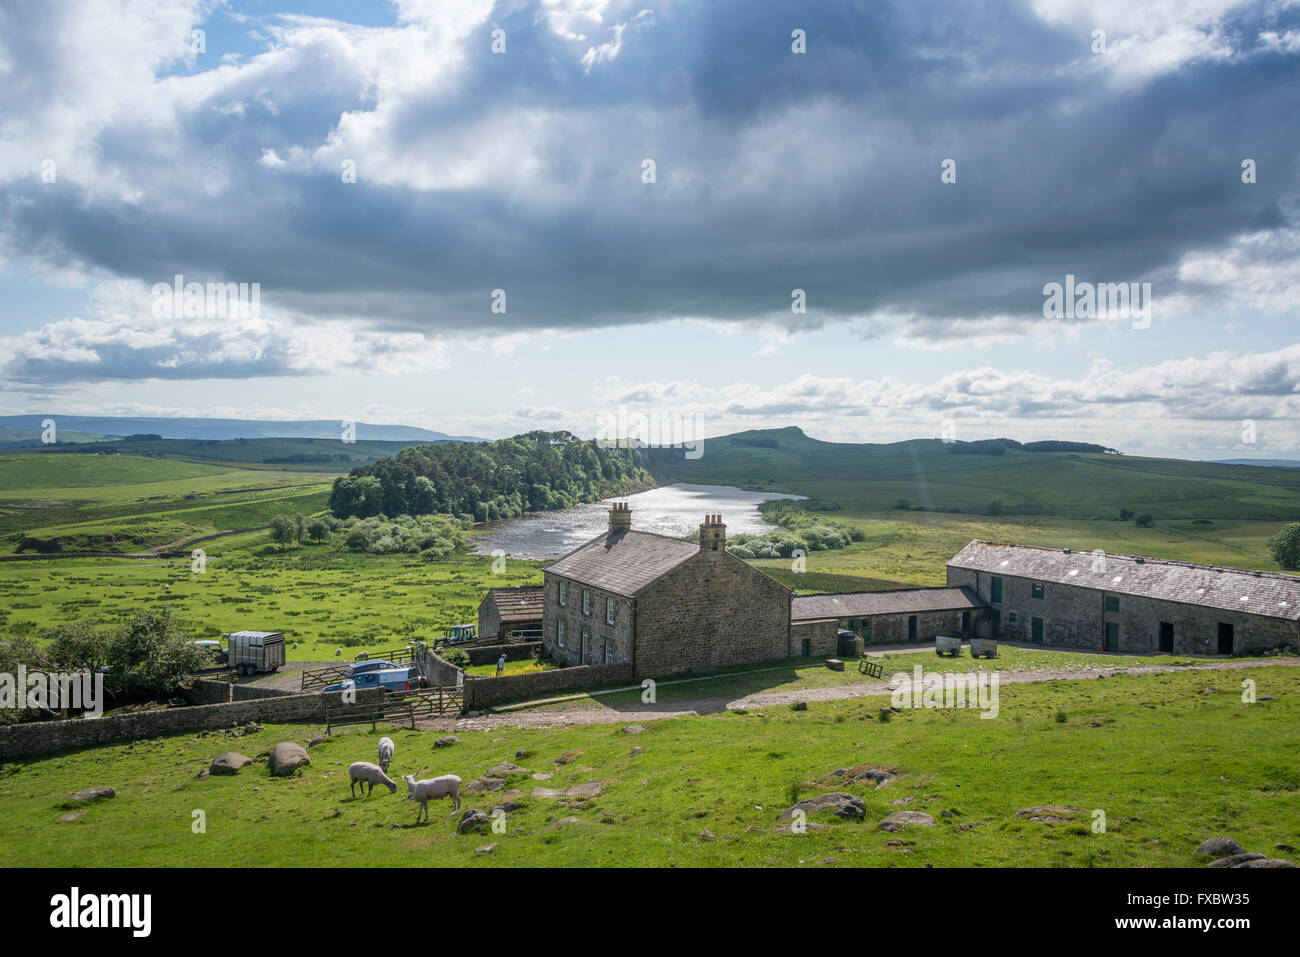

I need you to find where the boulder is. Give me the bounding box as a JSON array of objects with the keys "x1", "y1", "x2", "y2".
[
  {"x1": 879, "y1": 811, "x2": 936, "y2": 832},
  {"x1": 464, "y1": 776, "x2": 508, "y2": 793},
  {"x1": 554, "y1": 750, "x2": 583, "y2": 765},
  {"x1": 629, "y1": 747, "x2": 645, "y2": 757},
  {"x1": 434, "y1": 736, "x2": 461, "y2": 748},
  {"x1": 542, "y1": 816, "x2": 584, "y2": 832},
  {"x1": 476, "y1": 844, "x2": 497, "y2": 854},
  {"x1": 1196, "y1": 836, "x2": 1245, "y2": 858},
  {"x1": 622, "y1": 725, "x2": 645, "y2": 734},
  {"x1": 700, "y1": 828, "x2": 717, "y2": 841},
  {"x1": 1237, "y1": 858, "x2": 1297, "y2": 868},
  {"x1": 492, "y1": 801, "x2": 525, "y2": 815},
  {"x1": 1015, "y1": 806, "x2": 1082, "y2": 823},
  {"x1": 209, "y1": 752, "x2": 252, "y2": 776},
  {"x1": 69, "y1": 787, "x2": 115, "y2": 803},
  {"x1": 779, "y1": 792, "x2": 865, "y2": 821},
  {"x1": 268, "y1": 742, "x2": 310, "y2": 777},
  {"x1": 1207, "y1": 853, "x2": 1266, "y2": 868},
  {"x1": 58, "y1": 812, "x2": 84, "y2": 823},
  {"x1": 533, "y1": 781, "x2": 602, "y2": 799},
  {"x1": 457, "y1": 809, "x2": 490, "y2": 835},
  {"x1": 486, "y1": 762, "x2": 529, "y2": 777}
]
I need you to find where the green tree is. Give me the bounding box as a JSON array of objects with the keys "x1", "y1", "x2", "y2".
[
  {"x1": 269, "y1": 514, "x2": 296, "y2": 550},
  {"x1": 104, "y1": 609, "x2": 205, "y2": 698},
  {"x1": 1135, "y1": 513, "x2": 1155, "y2": 527},
  {"x1": 306, "y1": 517, "x2": 331, "y2": 542},
  {"x1": 43, "y1": 621, "x2": 110, "y2": 672},
  {"x1": 987, "y1": 500, "x2": 1003, "y2": 516},
  {"x1": 1267, "y1": 522, "x2": 1300, "y2": 570}
]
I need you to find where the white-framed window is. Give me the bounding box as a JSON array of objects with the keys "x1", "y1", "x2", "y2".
[
  {"x1": 581, "y1": 630, "x2": 589, "y2": 664},
  {"x1": 557, "y1": 618, "x2": 566, "y2": 648},
  {"x1": 582, "y1": 589, "x2": 591, "y2": 615},
  {"x1": 604, "y1": 640, "x2": 614, "y2": 664},
  {"x1": 558, "y1": 580, "x2": 567, "y2": 607},
  {"x1": 606, "y1": 597, "x2": 615, "y2": 626}
]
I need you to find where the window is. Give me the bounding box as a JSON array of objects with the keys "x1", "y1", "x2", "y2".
[
  {"x1": 991, "y1": 576, "x2": 1003, "y2": 604},
  {"x1": 1031, "y1": 582, "x2": 1045, "y2": 600},
  {"x1": 604, "y1": 640, "x2": 614, "y2": 664},
  {"x1": 606, "y1": 597, "x2": 615, "y2": 626},
  {"x1": 558, "y1": 580, "x2": 567, "y2": 607},
  {"x1": 582, "y1": 589, "x2": 591, "y2": 615},
  {"x1": 1008, "y1": 612, "x2": 1017, "y2": 624},
  {"x1": 557, "y1": 618, "x2": 566, "y2": 648},
  {"x1": 1105, "y1": 595, "x2": 1120, "y2": 613}
]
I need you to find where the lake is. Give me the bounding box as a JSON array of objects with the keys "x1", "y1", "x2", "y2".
[{"x1": 470, "y1": 483, "x2": 806, "y2": 559}]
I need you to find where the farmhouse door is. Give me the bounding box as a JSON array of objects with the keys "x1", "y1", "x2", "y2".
[
  {"x1": 1158, "y1": 622, "x2": 1174, "y2": 653},
  {"x1": 1031, "y1": 617, "x2": 1044, "y2": 645},
  {"x1": 1104, "y1": 622, "x2": 1119, "y2": 652},
  {"x1": 1217, "y1": 623, "x2": 1233, "y2": 655}
]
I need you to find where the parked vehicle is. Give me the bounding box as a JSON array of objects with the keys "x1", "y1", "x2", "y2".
[
  {"x1": 190, "y1": 639, "x2": 227, "y2": 664},
  {"x1": 344, "y1": 659, "x2": 399, "y2": 678},
  {"x1": 225, "y1": 630, "x2": 286, "y2": 676},
  {"x1": 325, "y1": 666, "x2": 423, "y2": 695}
]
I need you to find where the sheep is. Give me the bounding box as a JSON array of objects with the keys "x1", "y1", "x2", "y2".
[
  {"x1": 334, "y1": 648, "x2": 342, "y2": 657},
  {"x1": 348, "y1": 761, "x2": 397, "y2": 797},
  {"x1": 377, "y1": 736, "x2": 395, "y2": 772},
  {"x1": 403, "y1": 770, "x2": 462, "y2": 822}
]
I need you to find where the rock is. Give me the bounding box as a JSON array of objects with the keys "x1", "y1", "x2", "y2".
[
  {"x1": 464, "y1": 776, "x2": 508, "y2": 793},
  {"x1": 492, "y1": 801, "x2": 524, "y2": 815},
  {"x1": 58, "y1": 812, "x2": 84, "y2": 823},
  {"x1": 826, "y1": 659, "x2": 845, "y2": 672},
  {"x1": 476, "y1": 844, "x2": 497, "y2": 854},
  {"x1": 623, "y1": 725, "x2": 645, "y2": 734},
  {"x1": 629, "y1": 747, "x2": 644, "y2": 756},
  {"x1": 1276, "y1": 843, "x2": 1296, "y2": 852},
  {"x1": 1207, "y1": 853, "x2": 1266, "y2": 868},
  {"x1": 1196, "y1": 836, "x2": 1245, "y2": 857},
  {"x1": 879, "y1": 811, "x2": 936, "y2": 832},
  {"x1": 306, "y1": 737, "x2": 326, "y2": 748},
  {"x1": 242, "y1": 722, "x2": 262, "y2": 735},
  {"x1": 515, "y1": 749, "x2": 528, "y2": 759},
  {"x1": 531, "y1": 772, "x2": 554, "y2": 780},
  {"x1": 533, "y1": 781, "x2": 602, "y2": 799},
  {"x1": 1237, "y1": 858, "x2": 1297, "y2": 868},
  {"x1": 434, "y1": 736, "x2": 461, "y2": 748},
  {"x1": 543, "y1": 816, "x2": 584, "y2": 831},
  {"x1": 779, "y1": 792, "x2": 865, "y2": 822},
  {"x1": 268, "y1": 742, "x2": 310, "y2": 777},
  {"x1": 1015, "y1": 806, "x2": 1082, "y2": 823},
  {"x1": 486, "y1": 762, "x2": 529, "y2": 777},
  {"x1": 209, "y1": 752, "x2": 252, "y2": 776},
  {"x1": 457, "y1": 809, "x2": 490, "y2": 835},
  {"x1": 891, "y1": 797, "x2": 915, "y2": 806},
  {"x1": 554, "y1": 750, "x2": 583, "y2": 765},
  {"x1": 69, "y1": 787, "x2": 115, "y2": 802},
  {"x1": 850, "y1": 767, "x2": 897, "y2": 788},
  {"x1": 700, "y1": 828, "x2": 717, "y2": 841}
]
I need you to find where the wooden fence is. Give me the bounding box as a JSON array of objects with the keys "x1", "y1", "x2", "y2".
[{"x1": 323, "y1": 685, "x2": 464, "y2": 734}]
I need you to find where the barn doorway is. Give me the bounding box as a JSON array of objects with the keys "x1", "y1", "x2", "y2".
[
  {"x1": 1158, "y1": 622, "x2": 1174, "y2": 653},
  {"x1": 1104, "y1": 622, "x2": 1119, "y2": 652},
  {"x1": 1217, "y1": 623, "x2": 1234, "y2": 655},
  {"x1": 801, "y1": 638, "x2": 811, "y2": 657},
  {"x1": 907, "y1": 616, "x2": 918, "y2": 641},
  {"x1": 1031, "y1": 617, "x2": 1044, "y2": 645}
]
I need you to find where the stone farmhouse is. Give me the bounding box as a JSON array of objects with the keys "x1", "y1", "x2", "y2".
[
  {"x1": 477, "y1": 585, "x2": 544, "y2": 641},
  {"x1": 946, "y1": 540, "x2": 1300, "y2": 655},
  {"x1": 540, "y1": 504, "x2": 792, "y2": 677}
]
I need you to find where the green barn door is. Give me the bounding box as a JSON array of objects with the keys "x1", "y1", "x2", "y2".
[
  {"x1": 1104, "y1": 622, "x2": 1119, "y2": 652},
  {"x1": 991, "y1": 576, "x2": 1003, "y2": 604},
  {"x1": 1158, "y1": 622, "x2": 1174, "y2": 653},
  {"x1": 908, "y1": 616, "x2": 918, "y2": 641},
  {"x1": 1031, "y1": 617, "x2": 1044, "y2": 645}
]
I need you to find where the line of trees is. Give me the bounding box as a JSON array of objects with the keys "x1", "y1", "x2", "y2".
[{"x1": 327, "y1": 430, "x2": 654, "y2": 522}]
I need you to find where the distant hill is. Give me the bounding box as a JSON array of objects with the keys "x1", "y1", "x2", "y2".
[
  {"x1": 643, "y1": 426, "x2": 1300, "y2": 521},
  {"x1": 1210, "y1": 459, "x2": 1300, "y2": 468},
  {"x1": 0, "y1": 414, "x2": 483, "y2": 445}
]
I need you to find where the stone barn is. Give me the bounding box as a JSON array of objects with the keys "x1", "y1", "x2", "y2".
[
  {"x1": 541, "y1": 504, "x2": 793, "y2": 677},
  {"x1": 477, "y1": 586, "x2": 544, "y2": 641},
  {"x1": 946, "y1": 540, "x2": 1300, "y2": 655},
  {"x1": 791, "y1": 587, "x2": 989, "y2": 654}
]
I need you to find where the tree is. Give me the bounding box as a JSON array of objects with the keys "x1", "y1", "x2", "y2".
[
  {"x1": 104, "y1": 609, "x2": 206, "y2": 698},
  {"x1": 1267, "y1": 523, "x2": 1300, "y2": 570},
  {"x1": 1117, "y1": 509, "x2": 1134, "y2": 521},
  {"x1": 293, "y1": 514, "x2": 306, "y2": 545},
  {"x1": 269, "y1": 514, "x2": 296, "y2": 550},
  {"x1": 1135, "y1": 513, "x2": 1155, "y2": 527},
  {"x1": 306, "y1": 517, "x2": 331, "y2": 542},
  {"x1": 43, "y1": 621, "x2": 110, "y2": 672}
]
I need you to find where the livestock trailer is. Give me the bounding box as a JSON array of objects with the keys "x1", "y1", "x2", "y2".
[{"x1": 226, "y1": 630, "x2": 287, "y2": 675}]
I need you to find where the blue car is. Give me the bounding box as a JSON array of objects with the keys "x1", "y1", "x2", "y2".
[
  {"x1": 344, "y1": 659, "x2": 399, "y2": 678},
  {"x1": 325, "y1": 667, "x2": 422, "y2": 694}
]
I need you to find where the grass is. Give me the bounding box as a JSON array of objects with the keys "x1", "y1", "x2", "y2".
[
  {"x1": 464, "y1": 658, "x2": 557, "y2": 677},
  {"x1": 4, "y1": 665, "x2": 1298, "y2": 866}
]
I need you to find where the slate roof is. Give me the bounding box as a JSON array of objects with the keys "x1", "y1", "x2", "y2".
[
  {"x1": 542, "y1": 529, "x2": 700, "y2": 597},
  {"x1": 791, "y1": 586, "x2": 986, "y2": 622},
  {"x1": 948, "y1": 540, "x2": 1300, "y2": 622},
  {"x1": 482, "y1": 586, "x2": 544, "y2": 622}
]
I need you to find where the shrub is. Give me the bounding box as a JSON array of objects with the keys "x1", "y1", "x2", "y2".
[{"x1": 1266, "y1": 522, "x2": 1300, "y2": 570}]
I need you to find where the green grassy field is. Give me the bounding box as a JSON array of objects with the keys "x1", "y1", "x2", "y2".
[{"x1": 5, "y1": 665, "x2": 1297, "y2": 866}]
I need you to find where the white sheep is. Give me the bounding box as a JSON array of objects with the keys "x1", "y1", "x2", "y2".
[
  {"x1": 403, "y1": 771, "x2": 462, "y2": 822},
  {"x1": 377, "y1": 736, "x2": 395, "y2": 772},
  {"x1": 348, "y1": 761, "x2": 397, "y2": 797},
  {"x1": 334, "y1": 648, "x2": 342, "y2": 657}
]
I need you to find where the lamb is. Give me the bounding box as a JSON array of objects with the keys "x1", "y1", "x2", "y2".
[
  {"x1": 403, "y1": 770, "x2": 462, "y2": 822},
  {"x1": 348, "y1": 761, "x2": 397, "y2": 797},
  {"x1": 377, "y1": 736, "x2": 395, "y2": 772}
]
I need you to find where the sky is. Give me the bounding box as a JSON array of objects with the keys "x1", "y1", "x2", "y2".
[{"x1": 1, "y1": 0, "x2": 1298, "y2": 459}]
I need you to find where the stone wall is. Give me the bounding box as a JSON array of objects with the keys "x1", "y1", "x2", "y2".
[
  {"x1": 791, "y1": 619, "x2": 839, "y2": 657},
  {"x1": 421, "y1": 650, "x2": 465, "y2": 688},
  {"x1": 542, "y1": 572, "x2": 636, "y2": 667},
  {"x1": 946, "y1": 566, "x2": 1300, "y2": 655},
  {"x1": 465, "y1": 662, "x2": 634, "y2": 710},
  {"x1": 0, "y1": 687, "x2": 384, "y2": 761},
  {"x1": 477, "y1": 594, "x2": 502, "y2": 641},
  {"x1": 465, "y1": 642, "x2": 542, "y2": 667},
  {"x1": 633, "y1": 548, "x2": 792, "y2": 678}
]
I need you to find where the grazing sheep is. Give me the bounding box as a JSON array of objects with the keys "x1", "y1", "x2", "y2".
[
  {"x1": 403, "y1": 771, "x2": 462, "y2": 822},
  {"x1": 348, "y1": 761, "x2": 397, "y2": 797},
  {"x1": 377, "y1": 736, "x2": 395, "y2": 772},
  {"x1": 334, "y1": 648, "x2": 342, "y2": 657}
]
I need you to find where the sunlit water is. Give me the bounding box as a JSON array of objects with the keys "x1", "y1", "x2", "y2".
[{"x1": 470, "y1": 483, "x2": 806, "y2": 559}]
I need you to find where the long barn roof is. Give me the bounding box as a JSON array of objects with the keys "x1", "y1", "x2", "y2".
[
  {"x1": 482, "y1": 585, "x2": 544, "y2": 622},
  {"x1": 542, "y1": 529, "x2": 699, "y2": 596},
  {"x1": 948, "y1": 540, "x2": 1300, "y2": 622},
  {"x1": 792, "y1": 586, "x2": 985, "y2": 621}
]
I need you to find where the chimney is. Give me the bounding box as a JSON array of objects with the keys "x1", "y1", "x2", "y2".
[
  {"x1": 609, "y1": 501, "x2": 631, "y2": 531},
  {"x1": 699, "y1": 514, "x2": 726, "y2": 552}
]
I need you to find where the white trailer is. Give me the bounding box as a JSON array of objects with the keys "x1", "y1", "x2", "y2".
[{"x1": 225, "y1": 631, "x2": 286, "y2": 676}]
